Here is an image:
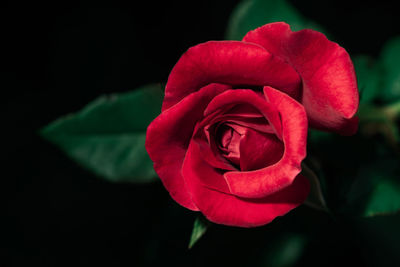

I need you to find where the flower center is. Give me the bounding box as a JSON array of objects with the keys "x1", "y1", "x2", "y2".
[{"x1": 216, "y1": 123, "x2": 243, "y2": 166}]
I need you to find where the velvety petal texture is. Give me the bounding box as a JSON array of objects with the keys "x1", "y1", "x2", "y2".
[
  {"x1": 243, "y1": 22, "x2": 359, "y2": 134},
  {"x1": 145, "y1": 83, "x2": 230, "y2": 210},
  {"x1": 183, "y1": 139, "x2": 310, "y2": 227},
  {"x1": 146, "y1": 22, "x2": 359, "y2": 227},
  {"x1": 179, "y1": 88, "x2": 309, "y2": 227},
  {"x1": 147, "y1": 86, "x2": 309, "y2": 226},
  {"x1": 162, "y1": 41, "x2": 301, "y2": 111},
  {"x1": 221, "y1": 87, "x2": 308, "y2": 198}
]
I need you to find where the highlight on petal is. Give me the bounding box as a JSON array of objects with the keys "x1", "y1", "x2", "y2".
[
  {"x1": 243, "y1": 22, "x2": 359, "y2": 134},
  {"x1": 145, "y1": 83, "x2": 230, "y2": 211},
  {"x1": 162, "y1": 40, "x2": 301, "y2": 111}
]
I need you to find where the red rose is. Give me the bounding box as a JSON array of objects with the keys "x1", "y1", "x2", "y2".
[{"x1": 145, "y1": 22, "x2": 359, "y2": 227}]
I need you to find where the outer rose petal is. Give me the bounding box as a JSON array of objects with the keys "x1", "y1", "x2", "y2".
[
  {"x1": 182, "y1": 140, "x2": 310, "y2": 227},
  {"x1": 162, "y1": 41, "x2": 301, "y2": 111},
  {"x1": 243, "y1": 22, "x2": 359, "y2": 134},
  {"x1": 145, "y1": 83, "x2": 230, "y2": 211},
  {"x1": 223, "y1": 87, "x2": 307, "y2": 198}
]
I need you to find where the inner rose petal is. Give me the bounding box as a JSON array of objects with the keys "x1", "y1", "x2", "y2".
[
  {"x1": 215, "y1": 123, "x2": 243, "y2": 167},
  {"x1": 195, "y1": 99, "x2": 285, "y2": 172},
  {"x1": 218, "y1": 124, "x2": 233, "y2": 150},
  {"x1": 213, "y1": 118, "x2": 284, "y2": 171},
  {"x1": 239, "y1": 128, "x2": 284, "y2": 171},
  {"x1": 224, "y1": 103, "x2": 265, "y2": 117}
]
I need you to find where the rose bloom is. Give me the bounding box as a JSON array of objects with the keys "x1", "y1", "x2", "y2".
[{"x1": 146, "y1": 22, "x2": 359, "y2": 227}]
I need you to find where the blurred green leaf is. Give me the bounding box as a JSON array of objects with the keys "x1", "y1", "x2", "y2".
[
  {"x1": 41, "y1": 84, "x2": 164, "y2": 183},
  {"x1": 352, "y1": 55, "x2": 382, "y2": 104},
  {"x1": 346, "y1": 158, "x2": 400, "y2": 217},
  {"x1": 358, "y1": 104, "x2": 400, "y2": 149},
  {"x1": 226, "y1": 0, "x2": 327, "y2": 40},
  {"x1": 364, "y1": 179, "x2": 400, "y2": 216},
  {"x1": 380, "y1": 36, "x2": 400, "y2": 103},
  {"x1": 307, "y1": 129, "x2": 335, "y2": 145},
  {"x1": 188, "y1": 216, "x2": 210, "y2": 249},
  {"x1": 261, "y1": 233, "x2": 308, "y2": 267}
]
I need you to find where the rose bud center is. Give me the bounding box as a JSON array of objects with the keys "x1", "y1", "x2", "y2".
[
  {"x1": 214, "y1": 118, "x2": 284, "y2": 171},
  {"x1": 216, "y1": 123, "x2": 243, "y2": 166}
]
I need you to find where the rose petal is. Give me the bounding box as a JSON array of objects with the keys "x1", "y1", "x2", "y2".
[
  {"x1": 222, "y1": 117, "x2": 274, "y2": 134},
  {"x1": 162, "y1": 40, "x2": 301, "y2": 111},
  {"x1": 204, "y1": 89, "x2": 283, "y2": 139},
  {"x1": 183, "y1": 138, "x2": 232, "y2": 194},
  {"x1": 185, "y1": 109, "x2": 240, "y2": 172},
  {"x1": 224, "y1": 87, "x2": 307, "y2": 198},
  {"x1": 145, "y1": 83, "x2": 230, "y2": 211},
  {"x1": 194, "y1": 113, "x2": 274, "y2": 172},
  {"x1": 182, "y1": 140, "x2": 310, "y2": 227},
  {"x1": 239, "y1": 128, "x2": 284, "y2": 171},
  {"x1": 219, "y1": 124, "x2": 233, "y2": 149},
  {"x1": 193, "y1": 133, "x2": 236, "y2": 171},
  {"x1": 221, "y1": 123, "x2": 242, "y2": 166},
  {"x1": 243, "y1": 22, "x2": 359, "y2": 134},
  {"x1": 224, "y1": 104, "x2": 265, "y2": 118},
  {"x1": 205, "y1": 103, "x2": 274, "y2": 135}
]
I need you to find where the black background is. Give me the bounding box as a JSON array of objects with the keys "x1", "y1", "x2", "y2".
[{"x1": 2, "y1": 1, "x2": 400, "y2": 266}]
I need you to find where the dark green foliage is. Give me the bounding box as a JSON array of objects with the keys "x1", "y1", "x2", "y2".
[{"x1": 41, "y1": 84, "x2": 164, "y2": 183}]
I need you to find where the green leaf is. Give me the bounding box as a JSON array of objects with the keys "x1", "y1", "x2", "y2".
[
  {"x1": 346, "y1": 158, "x2": 400, "y2": 217},
  {"x1": 352, "y1": 55, "x2": 382, "y2": 104},
  {"x1": 261, "y1": 233, "x2": 308, "y2": 267},
  {"x1": 301, "y1": 163, "x2": 329, "y2": 213},
  {"x1": 364, "y1": 179, "x2": 400, "y2": 216},
  {"x1": 225, "y1": 0, "x2": 327, "y2": 40},
  {"x1": 41, "y1": 84, "x2": 164, "y2": 183},
  {"x1": 307, "y1": 128, "x2": 335, "y2": 145},
  {"x1": 188, "y1": 216, "x2": 210, "y2": 249},
  {"x1": 380, "y1": 36, "x2": 400, "y2": 103},
  {"x1": 358, "y1": 104, "x2": 400, "y2": 148}
]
